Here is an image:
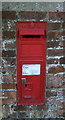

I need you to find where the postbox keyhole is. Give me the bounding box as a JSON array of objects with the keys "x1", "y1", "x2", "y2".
[{"x1": 25, "y1": 84, "x2": 27, "y2": 87}]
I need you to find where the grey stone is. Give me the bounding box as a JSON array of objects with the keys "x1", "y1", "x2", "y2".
[{"x1": 2, "y1": 2, "x2": 63, "y2": 12}]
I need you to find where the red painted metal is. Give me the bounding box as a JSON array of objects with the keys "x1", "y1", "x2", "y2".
[{"x1": 17, "y1": 22, "x2": 47, "y2": 105}]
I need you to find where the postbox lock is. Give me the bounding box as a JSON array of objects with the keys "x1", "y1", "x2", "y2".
[{"x1": 21, "y1": 78, "x2": 26, "y2": 83}]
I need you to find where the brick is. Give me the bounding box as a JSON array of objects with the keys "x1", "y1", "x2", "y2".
[
  {"x1": 63, "y1": 102, "x2": 65, "y2": 109},
  {"x1": 15, "y1": 105, "x2": 36, "y2": 111},
  {"x1": 47, "y1": 74, "x2": 64, "y2": 82},
  {"x1": 2, "y1": 20, "x2": 16, "y2": 31},
  {"x1": 47, "y1": 32, "x2": 56, "y2": 40},
  {"x1": 2, "y1": 50, "x2": 16, "y2": 57},
  {"x1": 0, "y1": 68, "x2": 2, "y2": 73},
  {"x1": 63, "y1": 41, "x2": 65, "y2": 47},
  {"x1": 3, "y1": 91, "x2": 16, "y2": 98},
  {"x1": 47, "y1": 82, "x2": 62, "y2": 89},
  {"x1": 5, "y1": 41, "x2": 16, "y2": 49},
  {"x1": 63, "y1": 31, "x2": 65, "y2": 37},
  {"x1": 18, "y1": 111, "x2": 29, "y2": 118},
  {"x1": 63, "y1": 49, "x2": 65, "y2": 56},
  {"x1": 62, "y1": 89, "x2": 65, "y2": 96},
  {"x1": 3, "y1": 105, "x2": 10, "y2": 111},
  {"x1": 60, "y1": 57, "x2": 65, "y2": 64},
  {"x1": 0, "y1": 99, "x2": 2, "y2": 106},
  {"x1": 18, "y1": 105, "x2": 47, "y2": 112},
  {"x1": 47, "y1": 32, "x2": 62, "y2": 40},
  {"x1": 49, "y1": 12, "x2": 64, "y2": 21},
  {"x1": 55, "y1": 110, "x2": 63, "y2": 117},
  {"x1": 8, "y1": 58, "x2": 16, "y2": 66},
  {"x1": 2, "y1": 75, "x2": 17, "y2": 82},
  {"x1": 0, "y1": 106, "x2": 2, "y2": 117},
  {"x1": 54, "y1": 32, "x2": 63, "y2": 39},
  {"x1": 59, "y1": 41, "x2": 63, "y2": 47},
  {"x1": 2, "y1": 31, "x2": 15, "y2": 39},
  {"x1": 0, "y1": 50, "x2": 2, "y2": 57},
  {"x1": 2, "y1": 11, "x2": 16, "y2": 19},
  {"x1": 2, "y1": 58, "x2": 16, "y2": 66},
  {"x1": 0, "y1": 32, "x2": 2, "y2": 39},
  {"x1": 2, "y1": 98, "x2": 16, "y2": 104},
  {"x1": 15, "y1": 105, "x2": 30, "y2": 111},
  {"x1": 63, "y1": 22, "x2": 65, "y2": 29},
  {"x1": 46, "y1": 90, "x2": 57, "y2": 97},
  {"x1": 9, "y1": 112, "x2": 16, "y2": 118},
  {"x1": 48, "y1": 49, "x2": 63, "y2": 56},
  {"x1": 57, "y1": 90, "x2": 63, "y2": 96},
  {"x1": 2, "y1": 68, "x2": 7, "y2": 74},
  {"x1": 15, "y1": 104, "x2": 48, "y2": 112},
  {"x1": 2, "y1": 105, "x2": 10, "y2": 117},
  {"x1": 17, "y1": 11, "x2": 47, "y2": 20},
  {"x1": 47, "y1": 41, "x2": 59, "y2": 48},
  {"x1": 48, "y1": 23, "x2": 62, "y2": 30},
  {"x1": 2, "y1": 66, "x2": 16, "y2": 75},
  {"x1": 0, "y1": 40, "x2": 2, "y2": 48},
  {"x1": 0, "y1": 91, "x2": 2, "y2": 97},
  {"x1": 58, "y1": 105, "x2": 64, "y2": 111},
  {"x1": 48, "y1": 66, "x2": 65, "y2": 73},
  {"x1": 0, "y1": 11, "x2": 2, "y2": 19},
  {"x1": 0, "y1": 22, "x2": 2, "y2": 30},
  {"x1": 2, "y1": 83, "x2": 16, "y2": 89},
  {"x1": 28, "y1": 111, "x2": 43, "y2": 118},
  {"x1": 47, "y1": 58, "x2": 58, "y2": 64},
  {"x1": 47, "y1": 82, "x2": 65, "y2": 90},
  {"x1": 63, "y1": 12, "x2": 65, "y2": 20},
  {"x1": 0, "y1": 84, "x2": 2, "y2": 90}
]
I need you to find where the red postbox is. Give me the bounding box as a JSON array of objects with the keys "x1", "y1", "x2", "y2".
[{"x1": 17, "y1": 22, "x2": 47, "y2": 105}]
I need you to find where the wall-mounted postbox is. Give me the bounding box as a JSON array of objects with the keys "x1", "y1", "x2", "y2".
[{"x1": 17, "y1": 22, "x2": 47, "y2": 105}]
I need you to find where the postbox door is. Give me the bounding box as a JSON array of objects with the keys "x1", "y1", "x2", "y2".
[
  {"x1": 17, "y1": 22, "x2": 46, "y2": 105},
  {"x1": 17, "y1": 61, "x2": 45, "y2": 105}
]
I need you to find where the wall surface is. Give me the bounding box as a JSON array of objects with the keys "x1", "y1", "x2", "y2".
[{"x1": 1, "y1": 2, "x2": 65, "y2": 120}]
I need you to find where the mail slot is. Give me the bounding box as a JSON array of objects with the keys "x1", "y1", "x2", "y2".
[{"x1": 17, "y1": 22, "x2": 47, "y2": 105}]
